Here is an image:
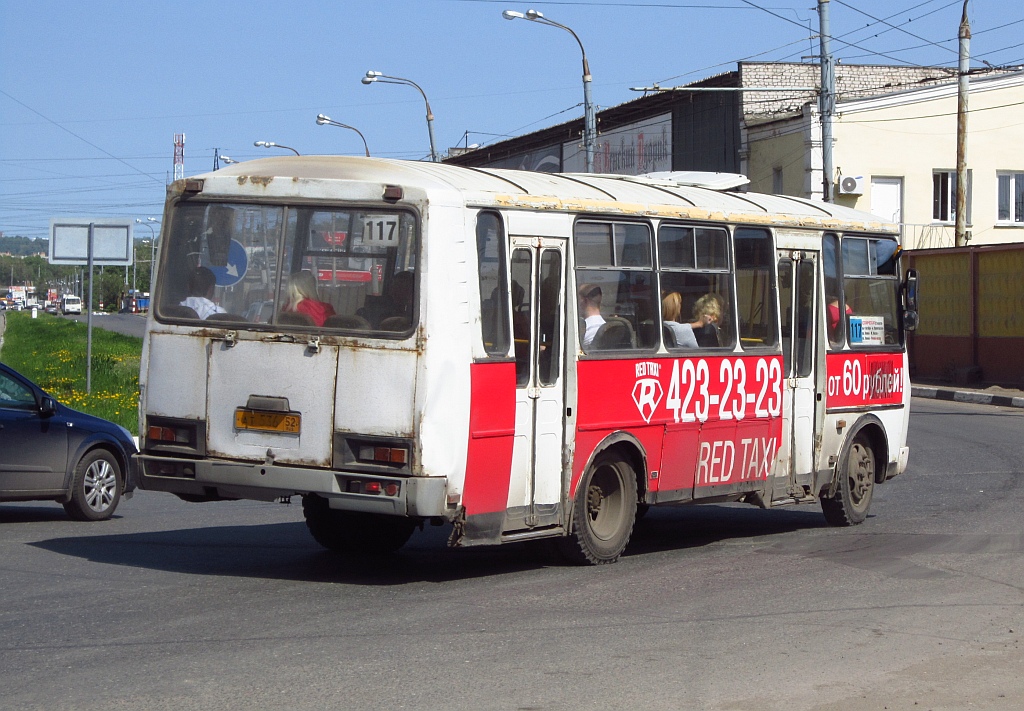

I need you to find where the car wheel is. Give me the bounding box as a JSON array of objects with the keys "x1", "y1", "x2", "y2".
[{"x1": 63, "y1": 449, "x2": 122, "y2": 521}]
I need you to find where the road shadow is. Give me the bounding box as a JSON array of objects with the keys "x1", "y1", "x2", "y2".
[
  {"x1": 27, "y1": 503, "x2": 832, "y2": 585},
  {"x1": 0, "y1": 503, "x2": 127, "y2": 523}
]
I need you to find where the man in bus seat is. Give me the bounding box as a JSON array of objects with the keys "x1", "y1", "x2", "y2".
[
  {"x1": 578, "y1": 283, "x2": 605, "y2": 348},
  {"x1": 180, "y1": 266, "x2": 226, "y2": 319},
  {"x1": 358, "y1": 270, "x2": 414, "y2": 327}
]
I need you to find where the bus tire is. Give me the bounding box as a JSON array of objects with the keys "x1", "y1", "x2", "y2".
[
  {"x1": 302, "y1": 495, "x2": 415, "y2": 554},
  {"x1": 561, "y1": 451, "x2": 637, "y2": 565},
  {"x1": 821, "y1": 433, "x2": 875, "y2": 526}
]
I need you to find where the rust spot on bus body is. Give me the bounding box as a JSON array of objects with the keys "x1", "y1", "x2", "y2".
[{"x1": 236, "y1": 175, "x2": 274, "y2": 187}]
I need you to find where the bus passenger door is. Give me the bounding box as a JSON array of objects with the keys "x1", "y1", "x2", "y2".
[
  {"x1": 775, "y1": 251, "x2": 819, "y2": 499},
  {"x1": 506, "y1": 237, "x2": 566, "y2": 532}
]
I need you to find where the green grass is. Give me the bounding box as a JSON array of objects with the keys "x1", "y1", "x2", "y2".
[{"x1": 1, "y1": 311, "x2": 141, "y2": 434}]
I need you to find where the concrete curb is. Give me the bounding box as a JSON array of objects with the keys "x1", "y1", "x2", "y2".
[{"x1": 912, "y1": 386, "x2": 1024, "y2": 409}]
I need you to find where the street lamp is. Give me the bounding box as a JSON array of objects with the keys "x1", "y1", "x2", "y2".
[
  {"x1": 361, "y1": 70, "x2": 438, "y2": 162},
  {"x1": 316, "y1": 114, "x2": 371, "y2": 157},
  {"x1": 502, "y1": 8, "x2": 596, "y2": 173},
  {"x1": 253, "y1": 140, "x2": 300, "y2": 156},
  {"x1": 221, "y1": 155, "x2": 240, "y2": 164}
]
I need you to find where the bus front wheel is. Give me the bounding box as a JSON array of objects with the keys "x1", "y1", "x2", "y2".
[
  {"x1": 821, "y1": 433, "x2": 876, "y2": 526},
  {"x1": 561, "y1": 451, "x2": 637, "y2": 565},
  {"x1": 302, "y1": 495, "x2": 415, "y2": 554}
]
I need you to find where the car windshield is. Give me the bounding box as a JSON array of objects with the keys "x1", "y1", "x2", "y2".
[{"x1": 154, "y1": 202, "x2": 419, "y2": 335}]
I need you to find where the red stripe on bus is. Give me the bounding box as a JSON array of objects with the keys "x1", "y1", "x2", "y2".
[{"x1": 463, "y1": 361, "x2": 516, "y2": 516}]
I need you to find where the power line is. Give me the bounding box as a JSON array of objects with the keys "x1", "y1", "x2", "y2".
[{"x1": 0, "y1": 89, "x2": 163, "y2": 185}]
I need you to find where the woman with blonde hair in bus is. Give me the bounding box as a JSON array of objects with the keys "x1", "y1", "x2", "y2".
[
  {"x1": 284, "y1": 270, "x2": 335, "y2": 327},
  {"x1": 661, "y1": 292, "x2": 699, "y2": 348},
  {"x1": 691, "y1": 292, "x2": 724, "y2": 347}
]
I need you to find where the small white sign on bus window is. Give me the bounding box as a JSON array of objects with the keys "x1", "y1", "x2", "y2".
[
  {"x1": 362, "y1": 215, "x2": 400, "y2": 246},
  {"x1": 849, "y1": 315, "x2": 885, "y2": 346}
]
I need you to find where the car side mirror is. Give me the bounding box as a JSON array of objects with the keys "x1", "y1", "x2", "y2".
[{"x1": 39, "y1": 395, "x2": 58, "y2": 417}]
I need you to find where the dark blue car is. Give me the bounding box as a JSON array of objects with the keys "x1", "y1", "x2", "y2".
[{"x1": 0, "y1": 362, "x2": 137, "y2": 520}]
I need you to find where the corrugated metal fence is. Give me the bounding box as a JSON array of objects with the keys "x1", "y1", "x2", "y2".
[{"x1": 905, "y1": 244, "x2": 1024, "y2": 386}]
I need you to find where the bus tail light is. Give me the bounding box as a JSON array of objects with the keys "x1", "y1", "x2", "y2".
[
  {"x1": 357, "y1": 445, "x2": 409, "y2": 465},
  {"x1": 148, "y1": 425, "x2": 191, "y2": 444}
]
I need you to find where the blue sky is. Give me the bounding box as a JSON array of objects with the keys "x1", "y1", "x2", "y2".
[{"x1": 2, "y1": 0, "x2": 1021, "y2": 239}]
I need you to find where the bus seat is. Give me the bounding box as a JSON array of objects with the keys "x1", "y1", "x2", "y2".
[
  {"x1": 593, "y1": 316, "x2": 636, "y2": 350},
  {"x1": 324, "y1": 314, "x2": 371, "y2": 330},
  {"x1": 278, "y1": 312, "x2": 317, "y2": 327},
  {"x1": 205, "y1": 312, "x2": 248, "y2": 324},
  {"x1": 662, "y1": 324, "x2": 678, "y2": 348},
  {"x1": 162, "y1": 304, "x2": 200, "y2": 320},
  {"x1": 379, "y1": 316, "x2": 410, "y2": 332}
]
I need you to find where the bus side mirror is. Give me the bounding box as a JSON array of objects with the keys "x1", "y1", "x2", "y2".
[
  {"x1": 903, "y1": 268, "x2": 919, "y2": 331},
  {"x1": 904, "y1": 268, "x2": 918, "y2": 311}
]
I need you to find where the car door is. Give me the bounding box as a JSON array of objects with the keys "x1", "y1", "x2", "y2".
[{"x1": 0, "y1": 368, "x2": 69, "y2": 494}]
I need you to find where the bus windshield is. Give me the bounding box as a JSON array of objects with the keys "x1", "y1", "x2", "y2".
[{"x1": 155, "y1": 201, "x2": 418, "y2": 334}]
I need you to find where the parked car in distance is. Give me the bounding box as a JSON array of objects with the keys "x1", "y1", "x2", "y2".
[
  {"x1": 44, "y1": 304, "x2": 59, "y2": 315},
  {"x1": 0, "y1": 362, "x2": 137, "y2": 520}
]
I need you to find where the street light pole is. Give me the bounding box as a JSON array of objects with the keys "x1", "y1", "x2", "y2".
[
  {"x1": 253, "y1": 140, "x2": 301, "y2": 156},
  {"x1": 362, "y1": 71, "x2": 438, "y2": 162},
  {"x1": 502, "y1": 9, "x2": 596, "y2": 173},
  {"x1": 316, "y1": 114, "x2": 371, "y2": 157}
]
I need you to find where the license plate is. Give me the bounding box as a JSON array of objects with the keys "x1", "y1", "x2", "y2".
[{"x1": 234, "y1": 409, "x2": 301, "y2": 434}]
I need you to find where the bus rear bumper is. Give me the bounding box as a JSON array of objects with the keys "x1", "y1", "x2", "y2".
[{"x1": 135, "y1": 454, "x2": 449, "y2": 517}]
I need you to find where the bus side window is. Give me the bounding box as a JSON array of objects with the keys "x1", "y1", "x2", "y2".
[
  {"x1": 476, "y1": 212, "x2": 510, "y2": 356},
  {"x1": 733, "y1": 228, "x2": 779, "y2": 349},
  {"x1": 574, "y1": 221, "x2": 657, "y2": 353}
]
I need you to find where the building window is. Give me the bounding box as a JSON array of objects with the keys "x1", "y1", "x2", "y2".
[
  {"x1": 932, "y1": 170, "x2": 972, "y2": 224},
  {"x1": 997, "y1": 172, "x2": 1024, "y2": 224}
]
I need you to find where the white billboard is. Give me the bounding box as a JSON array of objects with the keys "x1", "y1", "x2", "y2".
[
  {"x1": 563, "y1": 113, "x2": 672, "y2": 175},
  {"x1": 49, "y1": 219, "x2": 133, "y2": 266}
]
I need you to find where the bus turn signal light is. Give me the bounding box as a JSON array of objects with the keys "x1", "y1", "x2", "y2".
[{"x1": 358, "y1": 446, "x2": 409, "y2": 465}]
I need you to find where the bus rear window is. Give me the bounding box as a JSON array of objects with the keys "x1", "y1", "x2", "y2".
[{"x1": 155, "y1": 202, "x2": 418, "y2": 335}]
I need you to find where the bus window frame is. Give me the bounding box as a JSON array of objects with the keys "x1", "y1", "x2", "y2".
[
  {"x1": 153, "y1": 197, "x2": 422, "y2": 340},
  {"x1": 572, "y1": 216, "x2": 659, "y2": 357},
  {"x1": 655, "y1": 220, "x2": 736, "y2": 353},
  {"x1": 838, "y1": 233, "x2": 904, "y2": 352}
]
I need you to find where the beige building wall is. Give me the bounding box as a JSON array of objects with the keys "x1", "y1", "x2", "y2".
[{"x1": 745, "y1": 71, "x2": 1024, "y2": 249}]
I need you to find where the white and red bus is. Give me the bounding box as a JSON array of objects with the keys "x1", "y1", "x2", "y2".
[{"x1": 136, "y1": 158, "x2": 918, "y2": 563}]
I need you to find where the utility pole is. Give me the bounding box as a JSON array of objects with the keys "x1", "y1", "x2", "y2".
[
  {"x1": 955, "y1": 0, "x2": 971, "y2": 246},
  {"x1": 818, "y1": 0, "x2": 836, "y2": 202}
]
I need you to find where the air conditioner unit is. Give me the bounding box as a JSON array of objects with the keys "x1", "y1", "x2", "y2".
[{"x1": 838, "y1": 175, "x2": 865, "y2": 195}]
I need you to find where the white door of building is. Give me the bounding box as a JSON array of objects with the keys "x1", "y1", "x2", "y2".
[{"x1": 871, "y1": 177, "x2": 903, "y2": 228}]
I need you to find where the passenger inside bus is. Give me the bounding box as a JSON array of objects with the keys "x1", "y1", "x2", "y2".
[
  {"x1": 827, "y1": 295, "x2": 853, "y2": 341},
  {"x1": 660, "y1": 292, "x2": 699, "y2": 348},
  {"x1": 691, "y1": 292, "x2": 724, "y2": 347},
  {"x1": 283, "y1": 270, "x2": 335, "y2": 327},
  {"x1": 578, "y1": 283, "x2": 605, "y2": 347},
  {"x1": 180, "y1": 267, "x2": 226, "y2": 320},
  {"x1": 358, "y1": 270, "x2": 414, "y2": 330}
]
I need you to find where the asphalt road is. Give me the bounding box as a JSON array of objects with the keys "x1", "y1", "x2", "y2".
[
  {"x1": 63, "y1": 311, "x2": 147, "y2": 339},
  {"x1": 2, "y1": 397, "x2": 1023, "y2": 710}
]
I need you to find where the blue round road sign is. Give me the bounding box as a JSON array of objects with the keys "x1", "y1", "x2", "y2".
[{"x1": 208, "y1": 239, "x2": 247, "y2": 287}]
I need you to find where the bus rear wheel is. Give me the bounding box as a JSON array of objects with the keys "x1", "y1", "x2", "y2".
[
  {"x1": 302, "y1": 495, "x2": 416, "y2": 554},
  {"x1": 561, "y1": 451, "x2": 637, "y2": 565},
  {"x1": 821, "y1": 433, "x2": 876, "y2": 526}
]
